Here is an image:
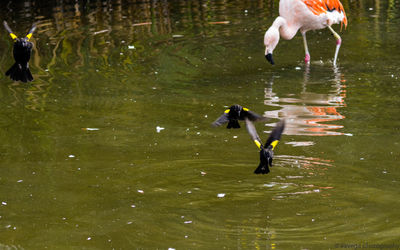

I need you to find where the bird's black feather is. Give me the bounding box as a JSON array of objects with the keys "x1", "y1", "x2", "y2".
[
  {"x1": 245, "y1": 119, "x2": 285, "y2": 174},
  {"x1": 212, "y1": 113, "x2": 230, "y2": 127},
  {"x1": 212, "y1": 104, "x2": 267, "y2": 129},
  {"x1": 265, "y1": 120, "x2": 285, "y2": 147},
  {"x1": 4, "y1": 21, "x2": 36, "y2": 82}
]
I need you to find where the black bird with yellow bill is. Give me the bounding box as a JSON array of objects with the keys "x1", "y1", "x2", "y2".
[
  {"x1": 212, "y1": 104, "x2": 267, "y2": 129},
  {"x1": 245, "y1": 118, "x2": 285, "y2": 174},
  {"x1": 3, "y1": 21, "x2": 36, "y2": 82}
]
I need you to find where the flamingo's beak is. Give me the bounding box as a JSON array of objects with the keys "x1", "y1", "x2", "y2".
[{"x1": 265, "y1": 53, "x2": 274, "y2": 65}]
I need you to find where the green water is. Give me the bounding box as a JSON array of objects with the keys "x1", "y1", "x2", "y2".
[{"x1": 0, "y1": 0, "x2": 400, "y2": 249}]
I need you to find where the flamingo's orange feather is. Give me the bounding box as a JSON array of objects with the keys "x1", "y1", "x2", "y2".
[{"x1": 302, "y1": 0, "x2": 347, "y2": 28}]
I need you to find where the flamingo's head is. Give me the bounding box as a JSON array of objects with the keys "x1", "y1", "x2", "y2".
[{"x1": 264, "y1": 27, "x2": 280, "y2": 65}]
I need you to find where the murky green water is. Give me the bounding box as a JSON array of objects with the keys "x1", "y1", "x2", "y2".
[{"x1": 0, "y1": 0, "x2": 400, "y2": 249}]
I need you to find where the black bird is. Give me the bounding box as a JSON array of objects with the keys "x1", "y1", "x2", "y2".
[
  {"x1": 245, "y1": 118, "x2": 285, "y2": 174},
  {"x1": 4, "y1": 21, "x2": 36, "y2": 82},
  {"x1": 212, "y1": 104, "x2": 268, "y2": 129}
]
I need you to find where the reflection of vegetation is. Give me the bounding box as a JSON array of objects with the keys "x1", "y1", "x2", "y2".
[
  {"x1": 3, "y1": 0, "x2": 396, "y2": 85},
  {"x1": 2, "y1": 0, "x2": 276, "y2": 73},
  {"x1": 0, "y1": 0, "x2": 397, "y2": 118}
]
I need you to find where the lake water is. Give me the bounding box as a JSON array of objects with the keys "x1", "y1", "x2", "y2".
[{"x1": 0, "y1": 0, "x2": 400, "y2": 249}]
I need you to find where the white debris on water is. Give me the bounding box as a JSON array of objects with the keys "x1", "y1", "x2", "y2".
[
  {"x1": 263, "y1": 183, "x2": 276, "y2": 188},
  {"x1": 217, "y1": 193, "x2": 225, "y2": 198},
  {"x1": 286, "y1": 141, "x2": 314, "y2": 147},
  {"x1": 93, "y1": 29, "x2": 108, "y2": 35},
  {"x1": 156, "y1": 126, "x2": 165, "y2": 133},
  {"x1": 83, "y1": 128, "x2": 99, "y2": 131}
]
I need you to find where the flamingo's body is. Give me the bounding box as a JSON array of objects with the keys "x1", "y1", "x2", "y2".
[{"x1": 264, "y1": 0, "x2": 347, "y2": 65}]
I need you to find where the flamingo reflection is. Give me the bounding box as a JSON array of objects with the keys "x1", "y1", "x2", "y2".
[{"x1": 264, "y1": 66, "x2": 347, "y2": 136}]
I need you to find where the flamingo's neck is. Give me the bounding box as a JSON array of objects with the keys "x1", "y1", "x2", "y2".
[{"x1": 272, "y1": 16, "x2": 299, "y2": 40}]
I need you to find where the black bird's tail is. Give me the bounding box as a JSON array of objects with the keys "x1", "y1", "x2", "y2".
[
  {"x1": 227, "y1": 119, "x2": 240, "y2": 129},
  {"x1": 254, "y1": 150, "x2": 272, "y2": 174},
  {"x1": 5, "y1": 63, "x2": 33, "y2": 83}
]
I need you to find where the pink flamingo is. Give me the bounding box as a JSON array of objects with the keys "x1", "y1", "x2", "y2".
[{"x1": 264, "y1": 0, "x2": 347, "y2": 66}]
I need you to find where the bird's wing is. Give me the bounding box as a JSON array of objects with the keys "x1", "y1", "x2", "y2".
[
  {"x1": 265, "y1": 120, "x2": 285, "y2": 150},
  {"x1": 244, "y1": 110, "x2": 268, "y2": 122},
  {"x1": 25, "y1": 23, "x2": 36, "y2": 40},
  {"x1": 3, "y1": 21, "x2": 17, "y2": 40},
  {"x1": 245, "y1": 118, "x2": 263, "y2": 150},
  {"x1": 212, "y1": 112, "x2": 230, "y2": 127},
  {"x1": 302, "y1": 0, "x2": 347, "y2": 28}
]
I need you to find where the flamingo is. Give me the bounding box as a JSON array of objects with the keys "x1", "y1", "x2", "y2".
[{"x1": 264, "y1": 0, "x2": 347, "y2": 66}]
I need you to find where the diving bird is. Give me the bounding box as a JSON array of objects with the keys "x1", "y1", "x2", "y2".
[
  {"x1": 245, "y1": 118, "x2": 285, "y2": 174},
  {"x1": 4, "y1": 21, "x2": 36, "y2": 82},
  {"x1": 264, "y1": 0, "x2": 347, "y2": 66},
  {"x1": 212, "y1": 104, "x2": 268, "y2": 129}
]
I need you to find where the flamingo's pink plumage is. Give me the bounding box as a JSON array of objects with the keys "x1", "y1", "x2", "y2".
[{"x1": 264, "y1": 0, "x2": 348, "y2": 65}]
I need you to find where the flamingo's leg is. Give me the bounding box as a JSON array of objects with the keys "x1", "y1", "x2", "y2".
[
  {"x1": 302, "y1": 31, "x2": 310, "y2": 64},
  {"x1": 327, "y1": 26, "x2": 341, "y2": 66}
]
